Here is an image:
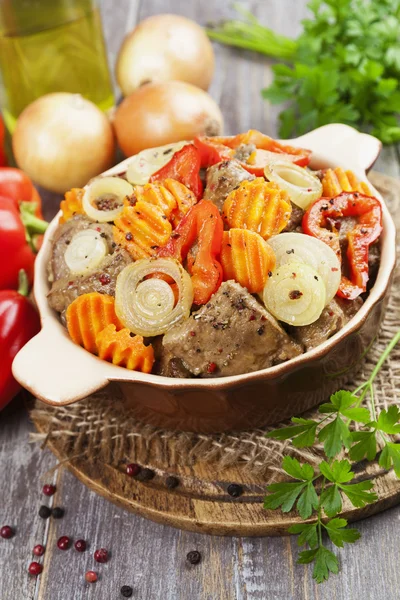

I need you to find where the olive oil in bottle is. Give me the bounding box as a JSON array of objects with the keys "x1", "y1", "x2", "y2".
[{"x1": 0, "y1": 0, "x2": 114, "y2": 132}]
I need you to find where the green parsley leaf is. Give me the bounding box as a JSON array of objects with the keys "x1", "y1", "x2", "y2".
[
  {"x1": 339, "y1": 480, "x2": 378, "y2": 508},
  {"x1": 264, "y1": 482, "x2": 306, "y2": 513},
  {"x1": 297, "y1": 482, "x2": 319, "y2": 519},
  {"x1": 349, "y1": 431, "x2": 377, "y2": 462},
  {"x1": 318, "y1": 416, "x2": 352, "y2": 457},
  {"x1": 323, "y1": 518, "x2": 361, "y2": 547},
  {"x1": 282, "y1": 456, "x2": 315, "y2": 481},
  {"x1": 266, "y1": 418, "x2": 318, "y2": 448},
  {"x1": 299, "y1": 546, "x2": 339, "y2": 583},
  {"x1": 288, "y1": 522, "x2": 319, "y2": 548},
  {"x1": 320, "y1": 484, "x2": 342, "y2": 517},
  {"x1": 375, "y1": 406, "x2": 400, "y2": 435},
  {"x1": 319, "y1": 460, "x2": 354, "y2": 483},
  {"x1": 379, "y1": 443, "x2": 400, "y2": 477}
]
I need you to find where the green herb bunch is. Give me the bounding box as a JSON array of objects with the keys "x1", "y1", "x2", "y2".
[
  {"x1": 208, "y1": 0, "x2": 400, "y2": 143},
  {"x1": 264, "y1": 330, "x2": 400, "y2": 583}
]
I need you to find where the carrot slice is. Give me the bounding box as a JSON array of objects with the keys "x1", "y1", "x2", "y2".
[
  {"x1": 221, "y1": 229, "x2": 276, "y2": 293},
  {"x1": 96, "y1": 324, "x2": 154, "y2": 373},
  {"x1": 59, "y1": 188, "x2": 84, "y2": 223},
  {"x1": 66, "y1": 293, "x2": 123, "y2": 354},
  {"x1": 322, "y1": 168, "x2": 371, "y2": 197},
  {"x1": 222, "y1": 178, "x2": 292, "y2": 240}
]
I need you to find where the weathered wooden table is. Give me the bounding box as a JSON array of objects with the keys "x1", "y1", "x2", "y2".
[{"x1": 1, "y1": 1, "x2": 399, "y2": 599}]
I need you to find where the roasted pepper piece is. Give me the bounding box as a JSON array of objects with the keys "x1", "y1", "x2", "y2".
[
  {"x1": 150, "y1": 144, "x2": 203, "y2": 199},
  {"x1": 158, "y1": 199, "x2": 223, "y2": 305},
  {"x1": 302, "y1": 192, "x2": 382, "y2": 300},
  {"x1": 193, "y1": 136, "x2": 233, "y2": 167}
]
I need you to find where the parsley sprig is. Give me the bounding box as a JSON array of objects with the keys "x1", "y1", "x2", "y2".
[
  {"x1": 207, "y1": 0, "x2": 400, "y2": 143},
  {"x1": 264, "y1": 330, "x2": 400, "y2": 583}
]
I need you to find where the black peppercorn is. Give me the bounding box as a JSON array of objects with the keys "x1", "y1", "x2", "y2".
[
  {"x1": 121, "y1": 585, "x2": 133, "y2": 598},
  {"x1": 187, "y1": 550, "x2": 201, "y2": 565},
  {"x1": 227, "y1": 483, "x2": 243, "y2": 498},
  {"x1": 166, "y1": 476, "x2": 180, "y2": 490},
  {"x1": 136, "y1": 468, "x2": 155, "y2": 482},
  {"x1": 52, "y1": 507, "x2": 65, "y2": 519},
  {"x1": 38, "y1": 505, "x2": 51, "y2": 519}
]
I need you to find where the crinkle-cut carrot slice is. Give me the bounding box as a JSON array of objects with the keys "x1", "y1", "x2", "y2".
[
  {"x1": 96, "y1": 324, "x2": 154, "y2": 372},
  {"x1": 113, "y1": 200, "x2": 172, "y2": 259},
  {"x1": 66, "y1": 293, "x2": 123, "y2": 354},
  {"x1": 222, "y1": 178, "x2": 292, "y2": 240},
  {"x1": 322, "y1": 167, "x2": 371, "y2": 198},
  {"x1": 59, "y1": 188, "x2": 85, "y2": 223},
  {"x1": 163, "y1": 178, "x2": 197, "y2": 226},
  {"x1": 221, "y1": 228, "x2": 276, "y2": 293},
  {"x1": 130, "y1": 182, "x2": 178, "y2": 218}
]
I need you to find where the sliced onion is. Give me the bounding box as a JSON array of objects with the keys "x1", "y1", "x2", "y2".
[
  {"x1": 64, "y1": 229, "x2": 108, "y2": 275},
  {"x1": 83, "y1": 177, "x2": 134, "y2": 222},
  {"x1": 263, "y1": 261, "x2": 326, "y2": 326},
  {"x1": 126, "y1": 141, "x2": 188, "y2": 185},
  {"x1": 115, "y1": 258, "x2": 194, "y2": 336},
  {"x1": 268, "y1": 232, "x2": 341, "y2": 304},
  {"x1": 264, "y1": 161, "x2": 322, "y2": 210}
]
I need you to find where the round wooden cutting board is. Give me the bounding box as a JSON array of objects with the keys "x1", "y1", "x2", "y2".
[
  {"x1": 33, "y1": 171, "x2": 400, "y2": 536},
  {"x1": 33, "y1": 415, "x2": 400, "y2": 537}
]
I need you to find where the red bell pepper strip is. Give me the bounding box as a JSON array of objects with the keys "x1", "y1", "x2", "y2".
[
  {"x1": 0, "y1": 167, "x2": 43, "y2": 218},
  {"x1": 158, "y1": 199, "x2": 223, "y2": 305},
  {"x1": 0, "y1": 197, "x2": 48, "y2": 290},
  {"x1": 150, "y1": 144, "x2": 203, "y2": 199},
  {"x1": 193, "y1": 130, "x2": 312, "y2": 171},
  {"x1": 302, "y1": 192, "x2": 382, "y2": 300},
  {"x1": 0, "y1": 270, "x2": 41, "y2": 410},
  {"x1": 193, "y1": 136, "x2": 233, "y2": 168},
  {"x1": 0, "y1": 116, "x2": 7, "y2": 167}
]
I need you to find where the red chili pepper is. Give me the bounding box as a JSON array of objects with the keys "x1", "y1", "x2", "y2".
[
  {"x1": 0, "y1": 196, "x2": 48, "y2": 290},
  {"x1": 0, "y1": 116, "x2": 7, "y2": 167},
  {"x1": 150, "y1": 144, "x2": 203, "y2": 199},
  {"x1": 0, "y1": 271, "x2": 41, "y2": 410},
  {"x1": 302, "y1": 192, "x2": 382, "y2": 299},
  {"x1": 193, "y1": 136, "x2": 233, "y2": 168},
  {"x1": 0, "y1": 167, "x2": 42, "y2": 218},
  {"x1": 158, "y1": 199, "x2": 223, "y2": 304}
]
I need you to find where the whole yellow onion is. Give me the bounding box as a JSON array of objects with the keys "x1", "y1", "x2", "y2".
[
  {"x1": 12, "y1": 93, "x2": 115, "y2": 193},
  {"x1": 116, "y1": 14, "x2": 215, "y2": 96}
]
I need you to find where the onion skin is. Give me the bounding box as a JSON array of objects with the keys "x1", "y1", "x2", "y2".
[
  {"x1": 12, "y1": 93, "x2": 115, "y2": 194},
  {"x1": 114, "y1": 81, "x2": 223, "y2": 157},
  {"x1": 116, "y1": 14, "x2": 215, "y2": 96}
]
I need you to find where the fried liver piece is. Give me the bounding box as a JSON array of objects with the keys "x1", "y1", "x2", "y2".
[
  {"x1": 161, "y1": 280, "x2": 302, "y2": 377},
  {"x1": 290, "y1": 297, "x2": 363, "y2": 351},
  {"x1": 203, "y1": 160, "x2": 255, "y2": 212}
]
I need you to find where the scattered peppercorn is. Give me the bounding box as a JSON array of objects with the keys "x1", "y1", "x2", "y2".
[
  {"x1": 28, "y1": 562, "x2": 43, "y2": 576},
  {"x1": 121, "y1": 585, "x2": 134, "y2": 597},
  {"x1": 257, "y1": 326, "x2": 265, "y2": 336},
  {"x1": 52, "y1": 507, "x2": 65, "y2": 519},
  {"x1": 94, "y1": 548, "x2": 109, "y2": 564},
  {"x1": 125, "y1": 232, "x2": 133, "y2": 241},
  {"x1": 207, "y1": 362, "x2": 217, "y2": 374},
  {"x1": 249, "y1": 315, "x2": 256, "y2": 321},
  {"x1": 85, "y1": 571, "x2": 98, "y2": 583},
  {"x1": 0, "y1": 525, "x2": 14, "y2": 539},
  {"x1": 126, "y1": 463, "x2": 141, "y2": 477},
  {"x1": 99, "y1": 273, "x2": 111, "y2": 286},
  {"x1": 33, "y1": 545, "x2": 45, "y2": 557},
  {"x1": 42, "y1": 484, "x2": 56, "y2": 496},
  {"x1": 57, "y1": 536, "x2": 71, "y2": 550},
  {"x1": 186, "y1": 550, "x2": 201, "y2": 565},
  {"x1": 74, "y1": 539, "x2": 87, "y2": 553},
  {"x1": 166, "y1": 476, "x2": 180, "y2": 490},
  {"x1": 289, "y1": 290, "x2": 303, "y2": 300},
  {"x1": 38, "y1": 505, "x2": 52, "y2": 519},
  {"x1": 227, "y1": 483, "x2": 243, "y2": 498},
  {"x1": 136, "y1": 468, "x2": 155, "y2": 482}
]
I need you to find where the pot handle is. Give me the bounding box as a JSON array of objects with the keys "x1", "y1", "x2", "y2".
[
  {"x1": 12, "y1": 324, "x2": 112, "y2": 405},
  {"x1": 290, "y1": 124, "x2": 382, "y2": 174}
]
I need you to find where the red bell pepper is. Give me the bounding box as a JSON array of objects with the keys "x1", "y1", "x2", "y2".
[
  {"x1": 193, "y1": 130, "x2": 312, "y2": 172},
  {"x1": 194, "y1": 136, "x2": 233, "y2": 167},
  {"x1": 158, "y1": 199, "x2": 223, "y2": 304},
  {"x1": 0, "y1": 116, "x2": 7, "y2": 167},
  {"x1": 150, "y1": 144, "x2": 203, "y2": 199},
  {"x1": 0, "y1": 196, "x2": 48, "y2": 290},
  {"x1": 0, "y1": 167, "x2": 42, "y2": 218},
  {"x1": 302, "y1": 192, "x2": 382, "y2": 300},
  {"x1": 0, "y1": 271, "x2": 41, "y2": 410}
]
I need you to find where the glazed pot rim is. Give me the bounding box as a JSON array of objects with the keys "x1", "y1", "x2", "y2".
[{"x1": 12, "y1": 124, "x2": 397, "y2": 404}]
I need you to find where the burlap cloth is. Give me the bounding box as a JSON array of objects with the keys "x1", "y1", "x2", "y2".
[{"x1": 31, "y1": 173, "x2": 400, "y2": 480}]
